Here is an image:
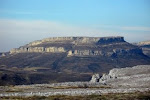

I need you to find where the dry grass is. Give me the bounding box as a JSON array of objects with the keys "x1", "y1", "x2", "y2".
[
  {"x1": 1, "y1": 91, "x2": 150, "y2": 100},
  {"x1": 23, "y1": 67, "x2": 50, "y2": 71},
  {"x1": 46, "y1": 84, "x2": 111, "y2": 89}
]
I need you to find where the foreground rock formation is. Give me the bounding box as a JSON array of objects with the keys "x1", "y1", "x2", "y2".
[
  {"x1": 90, "y1": 65, "x2": 150, "y2": 88},
  {"x1": 0, "y1": 36, "x2": 150, "y2": 85}
]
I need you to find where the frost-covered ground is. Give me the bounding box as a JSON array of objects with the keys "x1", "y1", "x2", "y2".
[{"x1": 0, "y1": 65, "x2": 150, "y2": 97}]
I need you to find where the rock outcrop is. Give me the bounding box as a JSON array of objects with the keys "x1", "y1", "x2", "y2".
[
  {"x1": 90, "y1": 74, "x2": 100, "y2": 83},
  {"x1": 67, "y1": 50, "x2": 104, "y2": 57},
  {"x1": 108, "y1": 65, "x2": 150, "y2": 77},
  {"x1": 0, "y1": 52, "x2": 9, "y2": 57},
  {"x1": 90, "y1": 65, "x2": 150, "y2": 88},
  {"x1": 67, "y1": 48, "x2": 143, "y2": 57},
  {"x1": 10, "y1": 47, "x2": 66, "y2": 54}
]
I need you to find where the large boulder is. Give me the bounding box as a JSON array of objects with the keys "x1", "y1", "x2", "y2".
[{"x1": 90, "y1": 74, "x2": 100, "y2": 83}]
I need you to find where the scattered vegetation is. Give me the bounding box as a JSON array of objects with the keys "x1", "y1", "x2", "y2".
[
  {"x1": 44, "y1": 83, "x2": 111, "y2": 89},
  {"x1": 49, "y1": 85, "x2": 111, "y2": 89},
  {"x1": 1, "y1": 91, "x2": 150, "y2": 100}
]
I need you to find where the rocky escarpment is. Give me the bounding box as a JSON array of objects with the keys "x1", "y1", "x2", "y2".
[
  {"x1": 67, "y1": 48, "x2": 142, "y2": 57},
  {"x1": 9, "y1": 36, "x2": 143, "y2": 57},
  {"x1": 10, "y1": 47, "x2": 65, "y2": 54}
]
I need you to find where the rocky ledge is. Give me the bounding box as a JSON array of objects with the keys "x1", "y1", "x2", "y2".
[{"x1": 10, "y1": 47, "x2": 66, "y2": 54}]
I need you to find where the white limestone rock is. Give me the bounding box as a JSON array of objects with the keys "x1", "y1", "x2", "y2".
[
  {"x1": 99, "y1": 65, "x2": 150, "y2": 88},
  {"x1": 90, "y1": 74, "x2": 100, "y2": 83}
]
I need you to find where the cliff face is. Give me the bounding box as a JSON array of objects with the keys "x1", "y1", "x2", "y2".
[
  {"x1": 9, "y1": 37, "x2": 131, "y2": 52},
  {"x1": 135, "y1": 40, "x2": 150, "y2": 57},
  {"x1": 67, "y1": 48, "x2": 143, "y2": 57},
  {"x1": 0, "y1": 36, "x2": 150, "y2": 85},
  {"x1": 10, "y1": 47, "x2": 65, "y2": 54},
  {"x1": 9, "y1": 36, "x2": 143, "y2": 57}
]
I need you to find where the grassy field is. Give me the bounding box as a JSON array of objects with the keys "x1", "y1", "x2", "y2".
[{"x1": 1, "y1": 91, "x2": 150, "y2": 100}]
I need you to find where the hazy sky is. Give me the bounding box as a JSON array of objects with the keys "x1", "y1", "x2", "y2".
[{"x1": 0, "y1": 0, "x2": 150, "y2": 52}]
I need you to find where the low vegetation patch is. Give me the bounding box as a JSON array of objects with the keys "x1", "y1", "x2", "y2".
[
  {"x1": 47, "y1": 85, "x2": 111, "y2": 89},
  {"x1": 1, "y1": 91, "x2": 150, "y2": 100}
]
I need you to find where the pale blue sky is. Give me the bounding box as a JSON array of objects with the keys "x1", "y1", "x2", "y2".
[{"x1": 0, "y1": 0, "x2": 150, "y2": 52}]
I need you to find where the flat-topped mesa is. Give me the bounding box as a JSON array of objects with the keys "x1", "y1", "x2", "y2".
[
  {"x1": 9, "y1": 36, "x2": 127, "y2": 54},
  {"x1": 27, "y1": 36, "x2": 125, "y2": 46}
]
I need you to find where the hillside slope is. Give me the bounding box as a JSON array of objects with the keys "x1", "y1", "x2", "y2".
[{"x1": 0, "y1": 36, "x2": 150, "y2": 85}]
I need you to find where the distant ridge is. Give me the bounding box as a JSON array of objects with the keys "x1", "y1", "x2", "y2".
[{"x1": 10, "y1": 36, "x2": 125, "y2": 54}]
